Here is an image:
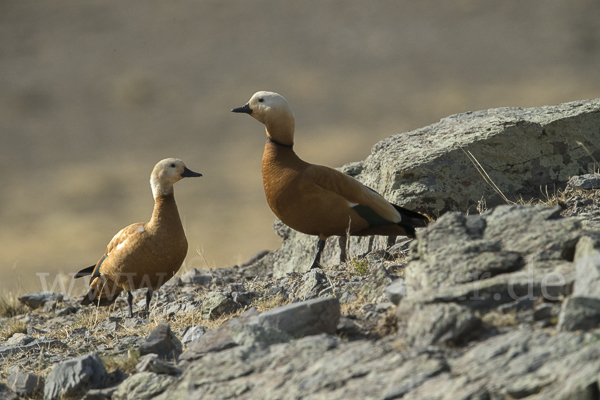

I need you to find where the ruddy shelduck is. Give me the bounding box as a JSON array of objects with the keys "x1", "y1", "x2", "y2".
[
  {"x1": 232, "y1": 91, "x2": 429, "y2": 270},
  {"x1": 75, "y1": 158, "x2": 201, "y2": 317}
]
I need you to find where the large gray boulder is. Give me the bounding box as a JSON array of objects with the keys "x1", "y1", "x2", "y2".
[
  {"x1": 43, "y1": 353, "x2": 107, "y2": 400},
  {"x1": 258, "y1": 98, "x2": 600, "y2": 276}
]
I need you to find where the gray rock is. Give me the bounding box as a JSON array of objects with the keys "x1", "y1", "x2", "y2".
[
  {"x1": 0, "y1": 338, "x2": 63, "y2": 358},
  {"x1": 557, "y1": 296, "x2": 600, "y2": 331},
  {"x1": 179, "y1": 268, "x2": 213, "y2": 286},
  {"x1": 136, "y1": 354, "x2": 181, "y2": 376},
  {"x1": 338, "y1": 291, "x2": 358, "y2": 304},
  {"x1": 7, "y1": 371, "x2": 44, "y2": 397},
  {"x1": 382, "y1": 354, "x2": 449, "y2": 399},
  {"x1": 231, "y1": 323, "x2": 292, "y2": 346},
  {"x1": 81, "y1": 387, "x2": 118, "y2": 400},
  {"x1": 18, "y1": 291, "x2": 63, "y2": 309},
  {"x1": 533, "y1": 303, "x2": 554, "y2": 321},
  {"x1": 231, "y1": 291, "x2": 254, "y2": 306},
  {"x1": 56, "y1": 305, "x2": 78, "y2": 316},
  {"x1": 139, "y1": 323, "x2": 182, "y2": 361},
  {"x1": 112, "y1": 372, "x2": 175, "y2": 400},
  {"x1": 257, "y1": 297, "x2": 340, "y2": 337},
  {"x1": 179, "y1": 308, "x2": 260, "y2": 365},
  {"x1": 573, "y1": 254, "x2": 600, "y2": 298},
  {"x1": 181, "y1": 325, "x2": 206, "y2": 345},
  {"x1": 124, "y1": 317, "x2": 149, "y2": 329},
  {"x1": 399, "y1": 302, "x2": 481, "y2": 346},
  {"x1": 297, "y1": 268, "x2": 326, "y2": 299},
  {"x1": 43, "y1": 300, "x2": 57, "y2": 313},
  {"x1": 404, "y1": 330, "x2": 600, "y2": 400},
  {"x1": 43, "y1": 353, "x2": 107, "y2": 400},
  {"x1": 6, "y1": 333, "x2": 35, "y2": 346},
  {"x1": 200, "y1": 292, "x2": 239, "y2": 320},
  {"x1": 574, "y1": 235, "x2": 600, "y2": 261},
  {"x1": 0, "y1": 383, "x2": 19, "y2": 400},
  {"x1": 385, "y1": 278, "x2": 407, "y2": 305},
  {"x1": 568, "y1": 173, "x2": 600, "y2": 190},
  {"x1": 162, "y1": 302, "x2": 200, "y2": 317}
]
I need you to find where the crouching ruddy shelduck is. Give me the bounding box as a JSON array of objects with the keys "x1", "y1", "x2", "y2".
[
  {"x1": 232, "y1": 91, "x2": 429, "y2": 270},
  {"x1": 75, "y1": 158, "x2": 201, "y2": 317}
]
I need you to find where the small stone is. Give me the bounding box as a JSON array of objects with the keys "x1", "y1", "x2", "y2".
[
  {"x1": 232, "y1": 291, "x2": 254, "y2": 306},
  {"x1": 136, "y1": 354, "x2": 181, "y2": 376},
  {"x1": 112, "y1": 372, "x2": 175, "y2": 400},
  {"x1": 181, "y1": 325, "x2": 206, "y2": 346},
  {"x1": 6, "y1": 333, "x2": 35, "y2": 346},
  {"x1": 557, "y1": 297, "x2": 600, "y2": 332},
  {"x1": 298, "y1": 268, "x2": 326, "y2": 299},
  {"x1": 179, "y1": 268, "x2": 213, "y2": 286},
  {"x1": 139, "y1": 323, "x2": 182, "y2": 361},
  {"x1": 257, "y1": 297, "x2": 340, "y2": 337},
  {"x1": 56, "y1": 306, "x2": 78, "y2": 316},
  {"x1": 81, "y1": 387, "x2": 118, "y2": 400},
  {"x1": 7, "y1": 371, "x2": 44, "y2": 397},
  {"x1": 533, "y1": 303, "x2": 554, "y2": 321},
  {"x1": 124, "y1": 317, "x2": 149, "y2": 329},
  {"x1": 568, "y1": 174, "x2": 600, "y2": 190},
  {"x1": 201, "y1": 292, "x2": 239, "y2": 320},
  {"x1": 43, "y1": 300, "x2": 57, "y2": 313},
  {"x1": 27, "y1": 326, "x2": 47, "y2": 336},
  {"x1": 385, "y1": 279, "x2": 406, "y2": 305},
  {"x1": 43, "y1": 353, "x2": 107, "y2": 400},
  {"x1": 18, "y1": 291, "x2": 63, "y2": 309},
  {"x1": 399, "y1": 302, "x2": 481, "y2": 346},
  {"x1": 268, "y1": 286, "x2": 284, "y2": 295}
]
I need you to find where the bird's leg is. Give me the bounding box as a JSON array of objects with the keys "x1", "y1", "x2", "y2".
[
  {"x1": 309, "y1": 238, "x2": 326, "y2": 270},
  {"x1": 127, "y1": 291, "x2": 134, "y2": 318},
  {"x1": 145, "y1": 288, "x2": 153, "y2": 317}
]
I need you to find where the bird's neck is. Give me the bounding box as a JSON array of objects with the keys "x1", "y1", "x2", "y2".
[
  {"x1": 264, "y1": 113, "x2": 295, "y2": 147},
  {"x1": 151, "y1": 177, "x2": 174, "y2": 198},
  {"x1": 148, "y1": 194, "x2": 183, "y2": 232}
]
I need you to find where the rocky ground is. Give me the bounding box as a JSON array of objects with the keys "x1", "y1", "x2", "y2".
[{"x1": 0, "y1": 173, "x2": 599, "y2": 400}]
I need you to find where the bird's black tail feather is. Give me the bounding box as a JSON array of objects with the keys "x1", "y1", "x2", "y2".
[{"x1": 74, "y1": 265, "x2": 96, "y2": 279}]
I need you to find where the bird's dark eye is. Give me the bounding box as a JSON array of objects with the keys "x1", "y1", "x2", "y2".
[
  {"x1": 258, "y1": 98, "x2": 264, "y2": 103},
  {"x1": 170, "y1": 163, "x2": 176, "y2": 168}
]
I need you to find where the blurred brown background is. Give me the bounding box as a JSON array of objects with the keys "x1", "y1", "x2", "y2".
[{"x1": 1, "y1": 0, "x2": 599, "y2": 293}]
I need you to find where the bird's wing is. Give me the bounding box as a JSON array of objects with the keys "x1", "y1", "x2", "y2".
[
  {"x1": 303, "y1": 164, "x2": 401, "y2": 224},
  {"x1": 87, "y1": 222, "x2": 147, "y2": 283}
]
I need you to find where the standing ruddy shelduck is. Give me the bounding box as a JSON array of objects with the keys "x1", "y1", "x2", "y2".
[
  {"x1": 232, "y1": 91, "x2": 429, "y2": 270},
  {"x1": 74, "y1": 158, "x2": 201, "y2": 317}
]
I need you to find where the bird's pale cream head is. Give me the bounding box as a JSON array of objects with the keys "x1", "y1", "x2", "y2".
[
  {"x1": 232, "y1": 91, "x2": 296, "y2": 146},
  {"x1": 150, "y1": 158, "x2": 202, "y2": 198}
]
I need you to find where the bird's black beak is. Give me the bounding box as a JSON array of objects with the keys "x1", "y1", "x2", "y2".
[
  {"x1": 231, "y1": 103, "x2": 253, "y2": 115},
  {"x1": 181, "y1": 167, "x2": 202, "y2": 178}
]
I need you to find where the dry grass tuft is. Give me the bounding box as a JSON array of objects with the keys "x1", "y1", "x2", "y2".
[
  {"x1": 102, "y1": 349, "x2": 140, "y2": 374},
  {"x1": 340, "y1": 294, "x2": 370, "y2": 316},
  {"x1": 481, "y1": 310, "x2": 519, "y2": 328},
  {"x1": 0, "y1": 319, "x2": 27, "y2": 340},
  {"x1": 0, "y1": 293, "x2": 28, "y2": 318},
  {"x1": 254, "y1": 294, "x2": 290, "y2": 313}
]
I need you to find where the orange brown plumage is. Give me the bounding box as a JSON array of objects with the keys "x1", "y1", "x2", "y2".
[
  {"x1": 232, "y1": 91, "x2": 428, "y2": 269},
  {"x1": 75, "y1": 158, "x2": 201, "y2": 317}
]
